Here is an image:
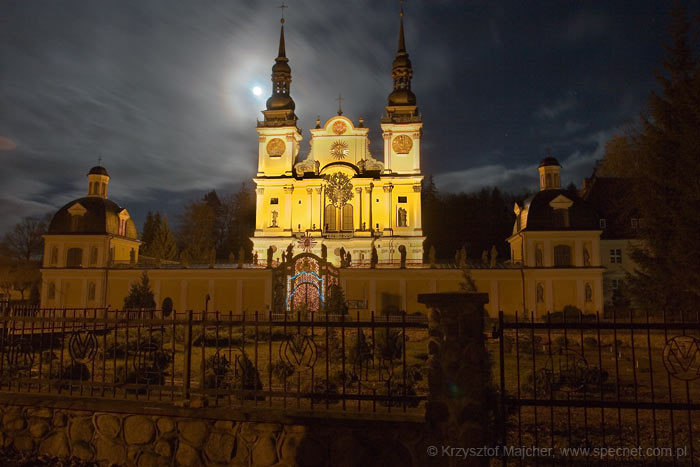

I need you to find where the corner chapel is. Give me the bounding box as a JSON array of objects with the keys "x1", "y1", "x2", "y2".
[{"x1": 251, "y1": 14, "x2": 425, "y2": 266}]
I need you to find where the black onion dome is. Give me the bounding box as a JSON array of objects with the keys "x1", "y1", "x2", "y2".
[
  {"x1": 48, "y1": 197, "x2": 137, "y2": 239},
  {"x1": 88, "y1": 165, "x2": 109, "y2": 176},
  {"x1": 538, "y1": 157, "x2": 561, "y2": 168},
  {"x1": 521, "y1": 189, "x2": 598, "y2": 231}
]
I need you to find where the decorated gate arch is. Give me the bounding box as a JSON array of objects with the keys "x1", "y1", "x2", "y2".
[{"x1": 273, "y1": 252, "x2": 338, "y2": 313}]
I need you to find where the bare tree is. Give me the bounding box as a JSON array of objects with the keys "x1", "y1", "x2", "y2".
[{"x1": 3, "y1": 216, "x2": 48, "y2": 263}]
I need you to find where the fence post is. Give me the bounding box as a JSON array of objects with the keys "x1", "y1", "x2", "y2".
[
  {"x1": 418, "y1": 292, "x2": 491, "y2": 467},
  {"x1": 183, "y1": 309, "x2": 193, "y2": 400}
]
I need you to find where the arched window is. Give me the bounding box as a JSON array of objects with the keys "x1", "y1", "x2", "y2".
[
  {"x1": 325, "y1": 204, "x2": 336, "y2": 231},
  {"x1": 66, "y1": 248, "x2": 83, "y2": 267},
  {"x1": 546, "y1": 173, "x2": 552, "y2": 188},
  {"x1": 342, "y1": 204, "x2": 353, "y2": 231},
  {"x1": 71, "y1": 215, "x2": 83, "y2": 231},
  {"x1": 87, "y1": 282, "x2": 96, "y2": 301},
  {"x1": 553, "y1": 245, "x2": 572, "y2": 267},
  {"x1": 100, "y1": 183, "x2": 106, "y2": 197}
]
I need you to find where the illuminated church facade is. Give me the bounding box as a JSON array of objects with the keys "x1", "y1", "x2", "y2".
[
  {"x1": 251, "y1": 16, "x2": 424, "y2": 266},
  {"x1": 39, "y1": 12, "x2": 605, "y2": 318}
]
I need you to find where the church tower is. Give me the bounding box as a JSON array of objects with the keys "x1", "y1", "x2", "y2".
[
  {"x1": 380, "y1": 9, "x2": 423, "y2": 175},
  {"x1": 256, "y1": 17, "x2": 302, "y2": 178}
]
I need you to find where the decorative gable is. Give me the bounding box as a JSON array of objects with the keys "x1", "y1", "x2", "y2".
[
  {"x1": 67, "y1": 202, "x2": 87, "y2": 216},
  {"x1": 549, "y1": 194, "x2": 573, "y2": 210}
]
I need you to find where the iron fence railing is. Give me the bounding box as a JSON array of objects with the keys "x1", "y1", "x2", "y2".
[
  {"x1": 497, "y1": 309, "x2": 700, "y2": 466},
  {"x1": 0, "y1": 303, "x2": 428, "y2": 416}
]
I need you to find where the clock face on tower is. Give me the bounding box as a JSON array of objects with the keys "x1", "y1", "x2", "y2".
[{"x1": 329, "y1": 140, "x2": 349, "y2": 160}]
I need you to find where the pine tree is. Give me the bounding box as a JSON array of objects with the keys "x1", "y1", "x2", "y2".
[
  {"x1": 124, "y1": 272, "x2": 156, "y2": 309},
  {"x1": 626, "y1": 6, "x2": 700, "y2": 315},
  {"x1": 140, "y1": 212, "x2": 157, "y2": 254},
  {"x1": 150, "y1": 215, "x2": 179, "y2": 260},
  {"x1": 323, "y1": 284, "x2": 348, "y2": 316}
]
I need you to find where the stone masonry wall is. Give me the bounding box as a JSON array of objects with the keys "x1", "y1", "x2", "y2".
[{"x1": 0, "y1": 401, "x2": 437, "y2": 467}]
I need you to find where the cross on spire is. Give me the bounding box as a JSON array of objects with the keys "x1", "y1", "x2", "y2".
[
  {"x1": 98, "y1": 156, "x2": 102, "y2": 166},
  {"x1": 337, "y1": 93, "x2": 343, "y2": 116},
  {"x1": 279, "y1": 1, "x2": 287, "y2": 23},
  {"x1": 400, "y1": 0, "x2": 406, "y2": 17}
]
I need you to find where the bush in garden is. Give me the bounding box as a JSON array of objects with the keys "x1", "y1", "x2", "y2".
[
  {"x1": 375, "y1": 328, "x2": 403, "y2": 362},
  {"x1": 268, "y1": 360, "x2": 294, "y2": 382}
]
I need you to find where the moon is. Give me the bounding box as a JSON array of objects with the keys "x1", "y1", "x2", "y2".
[{"x1": 252, "y1": 85, "x2": 263, "y2": 96}]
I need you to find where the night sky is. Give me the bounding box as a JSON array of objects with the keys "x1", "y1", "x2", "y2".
[{"x1": 1, "y1": 1, "x2": 697, "y2": 234}]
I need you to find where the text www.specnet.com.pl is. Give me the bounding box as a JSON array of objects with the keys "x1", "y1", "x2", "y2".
[{"x1": 425, "y1": 445, "x2": 689, "y2": 460}]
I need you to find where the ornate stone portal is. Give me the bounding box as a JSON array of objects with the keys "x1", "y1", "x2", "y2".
[{"x1": 273, "y1": 252, "x2": 339, "y2": 313}]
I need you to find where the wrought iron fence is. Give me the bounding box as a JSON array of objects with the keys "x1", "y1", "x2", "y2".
[
  {"x1": 0, "y1": 303, "x2": 428, "y2": 415},
  {"x1": 497, "y1": 309, "x2": 700, "y2": 466}
]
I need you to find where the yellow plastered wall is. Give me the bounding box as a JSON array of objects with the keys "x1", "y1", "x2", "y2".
[
  {"x1": 213, "y1": 280, "x2": 237, "y2": 312},
  {"x1": 241, "y1": 280, "x2": 266, "y2": 312},
  {"x1": 405, "y1": 279, "x2": 433, "y2": 314},
  {"x1": 553, "y1": 280, "x2": 576, "y2": 311}
]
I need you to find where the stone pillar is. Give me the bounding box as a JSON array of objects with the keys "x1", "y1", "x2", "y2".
[
  {"x1": 307, "y1": 188, "x2": 314, "y2": 231},
  {"x1": 255, "y1": 187, "x2": 264, "y2": 231},
  {"x1": 315, "y1": 187, "x2": 322, "y2": 231},
  {"x1": 412, "y1": 184, "x2": 422, "y2": 231},
  {"x1": 383, "y1": 184, "x2": 393, "y2": 234},
  {"x1": 418, "y1": 292, "x2": 491, "y2": 467},
  {"x1": 355, "y1": 187, "x2": 363, "y2": 230},
  {"x1": 383, "y1": 131, "x2": 392, "y2": 173},
  {"x1": 365, "y1": 185, "x2": 373, "y2": 232},
  {"x1": 284, "y1": 186, "x2": 294, "y2": 232}
]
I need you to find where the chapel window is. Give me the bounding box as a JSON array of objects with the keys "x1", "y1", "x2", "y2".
[
  {"x1": 325, "y1": 205, "x2": 337, "y2": 231},
  {"x1": 342, "y1": 204, "x2": 353, "y2": 231},
  {"x1": 66, "y1": 248, "x2": 83, "y2": 267},
  {"x1": 398, "y1": 196, "x2": 407, "y2": 203},
  {"x1": 553, "y1": 245, "x2": 572, "y2": 267}
]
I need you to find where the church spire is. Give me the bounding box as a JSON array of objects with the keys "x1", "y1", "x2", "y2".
[
  {"x1": 262, "y1": 7, "x2": 298, "y2": 128},
  {"x1": 384, "y1": 4, "x2": 420, "y2": 122}
]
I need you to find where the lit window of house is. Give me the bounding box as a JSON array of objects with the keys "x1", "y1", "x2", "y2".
[{"x1": 610, "y1": 249, "x2": 622, "y2": 264}]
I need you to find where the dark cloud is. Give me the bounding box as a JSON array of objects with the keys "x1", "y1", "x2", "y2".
[{"x1": 0, "y1": 0, "x2": 697, "y2": 233}]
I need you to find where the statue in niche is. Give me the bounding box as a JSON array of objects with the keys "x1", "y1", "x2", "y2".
[
  {"x1": 345, "y1": 252, "x2": 352, "y2": 268},
  {"x1": 399, "y1": 245, "x2": 407, "y2": 268},
  {"x1": 490, "y1": 245, "x2": 498, "y2": 268},
  {"x1": 583, "y1": 246, "x2": 591, "y2": 266},
  {"x1": 585, "y1": 283, "x2": 593, "y2": 302},
  {"x1": 535, "y1": 245, "x2": 543, "y2": 267},
  {"x1": 271, "y1": 210, "x2": 278, "y2": 227},
  {"x1": 536, "y1": 283, "x2": 544, "y2": 303},
  {"x1": 397, "y1": 207, "x2": 408, "y2": 227}
]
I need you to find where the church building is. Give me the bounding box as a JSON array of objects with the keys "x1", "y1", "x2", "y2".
[
  {"x1": 251, "y1": 15, "x2": 424, "y2": 267},
  {"x1": 39, "y1": 11, "x2": 604, "y2": 319}
]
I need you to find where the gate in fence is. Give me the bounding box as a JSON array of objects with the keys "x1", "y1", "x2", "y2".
[{"x1": 497, "y1": 309, "x2": 700, "y2": 466}]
